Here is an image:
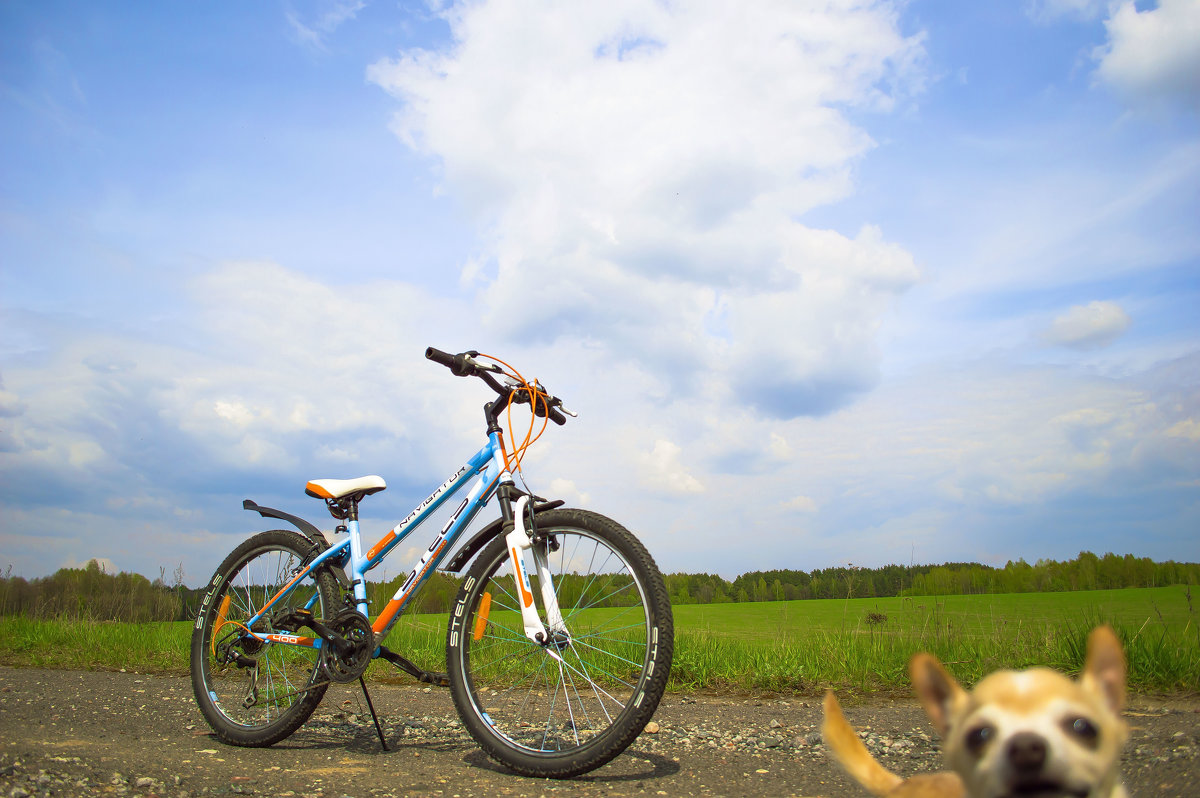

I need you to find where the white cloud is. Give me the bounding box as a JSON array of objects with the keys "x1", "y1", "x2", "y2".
[
  {"x1": 63, "y1": 555, "x2": 119, "y2": 574},
  {"x1": 287, "y1": 0, "x2": 366, "y2": 51},
  {"x1": 1042, "y1": 300, "x2": 1132, "y2": 349},
  {"x1": 1166, "y1": 418, "x2": 1200, "y2": 441},
  {"x1": 370, "y1": 0, "x2": 927, "y2": 419},
  {"x1": 1095, "y1": 0, "x2": 1200, "y2": 109},
  {"x1": 1029, "y1": 0, "x2": 1200, "y2": 113},
  {"x1": 782, "y1": 495, "x2": 818, "y2": 512},
  {"x1": 637, "y1": 439, "x2": 704, "y2": 495},
  {"x1": 548, "y1": 478, "x2": 590, "y2": 505}
]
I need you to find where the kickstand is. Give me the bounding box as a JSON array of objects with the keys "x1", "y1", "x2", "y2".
[{"x1": 358, "y1": 676, "x2": 388, "y2": 752}]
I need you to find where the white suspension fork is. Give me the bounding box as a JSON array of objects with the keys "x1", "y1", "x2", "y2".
[{"x1": 505, "y1": 495, "x2": 568, "y2": 644}]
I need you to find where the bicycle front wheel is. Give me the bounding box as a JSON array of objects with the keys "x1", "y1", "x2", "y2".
[
  {"x1": 446, "y1": 508, "x2": 674, "y2": 778},
  {"x1": 190, "y1": 529, "x2": 339, "y2": 747}
]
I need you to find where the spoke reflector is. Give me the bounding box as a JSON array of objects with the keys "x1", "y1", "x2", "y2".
[
  {"x1": 211, "y1": 594, "x2": 233, "y2": 656},
  {"x1": 473, "y1": 591, "x2": 492, "y2": 641}
]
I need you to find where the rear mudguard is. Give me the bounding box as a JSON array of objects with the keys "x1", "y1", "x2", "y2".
[
  {"x1": 443, "y1": 499, "x2": 564, "y2": 573},
  {"x1": 243, "y1": 498, "x2": 328, "y2": 547},
  {"x1": 242, "y1": 498, "x2": 350, "y2": 587}
]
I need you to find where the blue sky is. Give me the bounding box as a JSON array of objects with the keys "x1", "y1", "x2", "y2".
[{"x1": 2, "y1": 0, "x2": 1198, "y2": 587}]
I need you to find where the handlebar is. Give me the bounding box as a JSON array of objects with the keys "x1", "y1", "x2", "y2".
[{"x1": 425, "y1": 347, "x2": 571, "y2": 425}]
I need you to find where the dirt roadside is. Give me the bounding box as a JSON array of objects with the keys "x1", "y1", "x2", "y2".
[{"x1": 1, "y1": 666, "x2": 1196, "y2": 797}]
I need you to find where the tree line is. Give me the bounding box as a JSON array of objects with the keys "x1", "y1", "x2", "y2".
[
  {"x1": 1, "y1": 551, "x2": 1196, "y2": 623},
  {"x1": 663, "y1": 551, "x2": 1200, "y2": 606},
  {"x1": 0, "y1": 559, "x2": 186, "y2": 623}
]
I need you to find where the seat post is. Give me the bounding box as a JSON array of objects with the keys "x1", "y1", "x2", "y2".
[
  {"x1": 323, "y1": 495, "x2": 360, "y2": 522},
  {"x1": 341, "y1": 496, "x2": 370, "y2": 615}
]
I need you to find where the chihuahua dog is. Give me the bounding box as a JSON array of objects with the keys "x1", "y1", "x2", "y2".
[{"x1": 822, "y1": 626, "x2": 1128, "y2": 798}]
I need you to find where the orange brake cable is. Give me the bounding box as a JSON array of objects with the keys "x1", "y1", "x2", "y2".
[{"x1": 474, "y1": 353, "x2": 551, "y2": 475}]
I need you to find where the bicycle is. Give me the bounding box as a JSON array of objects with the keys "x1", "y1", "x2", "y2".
[{"x1": 190, "y1": 348, "x2": 674, "y2": 778}]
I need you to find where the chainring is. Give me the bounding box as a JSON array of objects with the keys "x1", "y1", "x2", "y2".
[{"x1": 321, "y1": 608, "x2": 375, "y2": 683}]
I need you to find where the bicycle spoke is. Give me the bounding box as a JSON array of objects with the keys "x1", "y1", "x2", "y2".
[
  {"x1": 555, "y1": 653, "x2": 630, "y2": 708},
  {"x1": 566, "y1": 646, "x2": 615, "y2": 726},
  {"x1": 569, "y1": 576, "x2": 638, "y2": 615}
]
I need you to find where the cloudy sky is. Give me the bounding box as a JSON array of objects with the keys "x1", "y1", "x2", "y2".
[{"x1": 2, "y1": 0, "x2": 1198, "y2": 587}]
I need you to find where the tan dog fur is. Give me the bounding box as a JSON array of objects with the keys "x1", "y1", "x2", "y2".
[{"x1": 822, "y1": 626, "x2": 1128, "y2": 798}]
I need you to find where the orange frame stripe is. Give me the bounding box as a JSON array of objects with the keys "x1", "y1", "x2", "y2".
[
  {"x1": 513, "y1": 547, "x2": 535, "y2": 608},
  {"x1": 372, "y1": 540, "x2": 446, "y2": 634},
  {"x1": 367, "y1": 530, "x2": 397, "y2": 562}
]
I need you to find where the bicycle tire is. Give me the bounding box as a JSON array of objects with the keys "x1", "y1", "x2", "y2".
[
  {"x1": 446, "y1": 508, "x2": 674, "y2": 777},
  {"x1": 190, "y1": 529, "x2": 340, "y2": 747}
]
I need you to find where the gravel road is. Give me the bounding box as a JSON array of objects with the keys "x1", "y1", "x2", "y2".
[{"x1": 1, "y1": 666, "x2": 1196, "y2": 797}]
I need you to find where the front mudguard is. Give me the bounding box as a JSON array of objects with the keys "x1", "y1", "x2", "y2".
[{"x1": 443, "y1": 498, "x2": 564, "y2": 573}]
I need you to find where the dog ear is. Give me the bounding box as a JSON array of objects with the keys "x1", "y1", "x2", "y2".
[
  {"x1": 1080, "y1": 625, "x2": 1126, "y2": 714},
  {"x1": 909, "y1": 652, "x2": 965, "y2": 737}
]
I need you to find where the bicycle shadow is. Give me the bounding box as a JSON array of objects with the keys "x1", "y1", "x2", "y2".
[
  {"x1": 256, "y1": 720, "x2": 476, "y2": 756},
  {"x1": 261, "y1": 710, "x2": 682, "y2": 786},
  {"x1": 241, "y1": 725, "x2": 680, "y2": 787},
  {"x1": 460, "y1": 748, "x2": 682, "y2": 783}
]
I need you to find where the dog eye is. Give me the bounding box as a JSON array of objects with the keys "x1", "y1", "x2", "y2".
[
  {"x1": 965, "y1": 724, "x2": 995, "y2": 754},
  {"x1": 1064, "y1": 717, "x2": 1099, "y2": 744}
]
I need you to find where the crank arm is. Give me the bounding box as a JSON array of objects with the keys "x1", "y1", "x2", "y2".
[{"x1": 272, "y1": 608, "x2": 353, "y2": 653}]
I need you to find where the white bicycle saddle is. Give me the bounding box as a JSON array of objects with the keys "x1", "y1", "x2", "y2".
[{"x1": 305, "y1": 475, "x2": 387, "y2": 500}]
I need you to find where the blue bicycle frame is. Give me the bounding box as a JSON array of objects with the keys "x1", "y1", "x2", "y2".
[{"x1": 247, "y1": 431, "x2": 508, "y2": 652}]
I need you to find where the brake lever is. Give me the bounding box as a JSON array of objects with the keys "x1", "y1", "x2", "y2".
[
  {"x1": 461, "y1": 354, "x2": 502, "y2": 373},
  {"x1": 498, "y1": 376, "x2": 575, "y2": 419},
  {"x1": 501, "y1": 376, "x2": 527, "y2": 401}
]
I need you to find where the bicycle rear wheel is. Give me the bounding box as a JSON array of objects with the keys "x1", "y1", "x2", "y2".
[
  {"x1": 190, "y1": 529, "x2": 339, "y2": 747},
  {"x1": 446, "y1": 508, "x2": 674, "y2": 777}
]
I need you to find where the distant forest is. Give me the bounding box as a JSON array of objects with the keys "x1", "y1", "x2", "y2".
[
  {"x1": 663, "y1": 551, "x2": 1200, "y2": 606},
  {"x1": 1, "y1": 551, "x2": 1197, "y2": 624}
]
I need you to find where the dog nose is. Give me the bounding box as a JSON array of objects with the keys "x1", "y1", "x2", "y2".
[{"x1": 1007, "y1": 732, "x2": 1048, "y2": 772}]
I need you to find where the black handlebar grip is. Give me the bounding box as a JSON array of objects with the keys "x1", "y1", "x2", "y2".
[
  {"x1": 425, "y1": 347, "x2": 475, "y2": 376},
  {"x1": 531, "y1": 396, "x2": 567, "y2": 426},
  {"x1": 425, "y1": 347, "x2": 456, "y2": 367}
]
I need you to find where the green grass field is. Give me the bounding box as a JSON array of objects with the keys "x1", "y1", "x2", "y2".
[
  {"x1": 668, "y1": 586, "x2": 1198, "y2": 694},
  {"x1": 1, "y1": 586, "x2": 1195, "y2": 694}
]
